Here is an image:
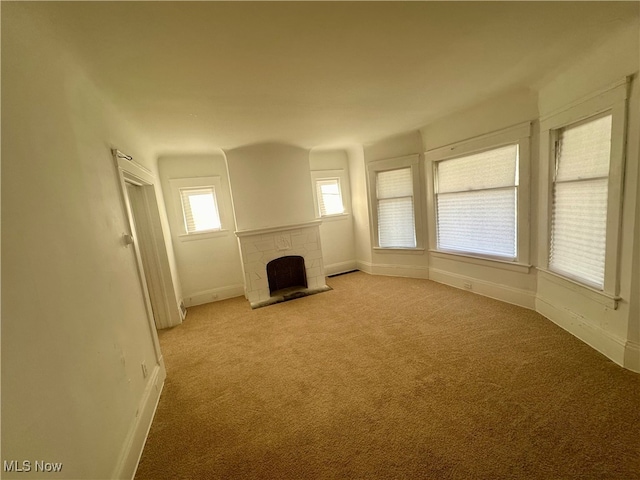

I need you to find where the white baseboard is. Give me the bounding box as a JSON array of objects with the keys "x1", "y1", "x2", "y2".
[
  {"x1": 325, "y1": 260, "x2": 358, "y2": 276},
  {"x1": 113, "y1": 359, "x2": 166, "y2": 480},
  {"x1": 624, "y1": 340, "x2": 640, "y2": 373},
  {"x1": 356, "y1": 260, "x2": 429, "y2": 279},
  {"x1": 429, "y1": 267, "x2": 536, "y2": 309},
  {"x1": 536, "y1": 296, "x2": 627, "y2": 368},
  {"x1": 183, "y1": 284, "x2": 245, "y2": 307}
]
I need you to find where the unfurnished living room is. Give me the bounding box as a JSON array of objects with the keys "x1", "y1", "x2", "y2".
[{"x1": 2, "y1": 2, "x2": 640, "y2": 479}]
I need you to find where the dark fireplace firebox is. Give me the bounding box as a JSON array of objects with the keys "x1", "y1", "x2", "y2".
[{"x1": 266, "y1": 255, "x2": 307, "y2": 296}]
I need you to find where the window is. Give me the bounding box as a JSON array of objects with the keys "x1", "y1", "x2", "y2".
[
  {"x1": 549, "y1": 114, "x2": 612, "y2": 289},
  {"x1": 169, "y1": 176, "x2": 228, "y2": 240},
  {"x1": 315, "y1": 178, "x2": 345, "y2": 216},
  {"x1": 179, "y1": 186, "x2": 221, "y2": 233},
  {"x1": 367, "y1": 155, "x2": 423, "y2": 250},
  {"x1": 425, "y1": 122, "x2": 531, "y2": 267},
  {"x1": 435, "y1": 145, "x2": 519, "y2": 259},
  {"x1": 376, "y1": 168, "x2": 416, "y2": 248},
  {"x1": 539, "y1": 78, "x2": 628, "y2": 300}
]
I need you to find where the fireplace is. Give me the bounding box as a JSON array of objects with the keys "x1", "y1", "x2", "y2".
[
  {"x1": 235, "y1": 220, "x2": 329, "y2": 308},
  {"x1": 267, "y1": 256, "x2": 307, "y2": 295}
]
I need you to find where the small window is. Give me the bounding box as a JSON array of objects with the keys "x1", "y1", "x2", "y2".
[
  {"x1": 376, "y1": 167, "x2": 416, "y2": 248},
  {"x1": 315, "y1": 178, "x2": 345, "y2": 216},
  {"x1": 179, "y1": 186, "x2": 221, "y2": 234},
  {"x1": 549, "y1": 114, "x2": 612, "y2": 289},
  {"x1": 435, "y1": 144, "x2": 519, "y2": 259}
]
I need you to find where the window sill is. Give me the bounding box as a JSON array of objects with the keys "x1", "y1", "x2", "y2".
[
  {"x1": 373, "y1": 247, "x2": 425, "y2": 255},
  {"x1": 429, "y1": 249, "x2": 532, "y2": 273},
  {"x1": 537, "y1": 268, "x2": 620, "y2": 310},
  {"x1": 318, "y1": 213, "x2": 350, "y2": 222},
  {"x1": 178, "y1": 229, "x2": 229, "y2": 242}
]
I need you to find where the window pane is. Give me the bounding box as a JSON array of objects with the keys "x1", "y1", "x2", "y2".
[
  {"x1": 556, "y1": 115, "x2": 611, "y2": 182},
  {"x1": 550, "y1": 178, "x2": 608, "y2": 289},
  {"x1": 180, "y1": 187, "x2": 221, "y2": 233},
  {"x1": 437, "y1": 188, "x2": 516, "y2": 258},
  {"x1": 378, "y1": 197, "x2": 416, "y2": 248},
  {"x1": 377, "y1": 168, "x2": 413, "y2": 198},
  {"x1": 438, "y1": 145, "x2": 518, "y2": 193},
  {"x1": 316, "y1": 179, "x2": 344, "y2": 216}
]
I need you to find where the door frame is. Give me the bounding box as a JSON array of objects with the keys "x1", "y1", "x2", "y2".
[{"x1": 112, "y1": 150, "x2": 180, "y2": 361}]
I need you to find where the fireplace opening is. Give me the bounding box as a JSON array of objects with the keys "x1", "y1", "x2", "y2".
[{"x1": 267, "y1": 255, "x2": 307, "y2": 296}]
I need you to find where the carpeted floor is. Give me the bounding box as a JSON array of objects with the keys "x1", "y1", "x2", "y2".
[{"x1": 135, "y1": 272, "x2": 640, "y2": 479}]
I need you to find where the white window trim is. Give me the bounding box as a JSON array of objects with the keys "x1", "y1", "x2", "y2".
[
  {"x1": 366, "y1": 154, "x2": 424, "y2": 250},
  {"x1": 538, "y1": 78, "x2": 629, "y2": 302},
  {"x1": 169, "y1": 176, "x2": 229, "y2": 241},
  {"x1": 424, "y1": 121, "x2": 532, "y2": 268},
  {"x1": 310, "y1": 169, "x2": 351, "y2": 220}
]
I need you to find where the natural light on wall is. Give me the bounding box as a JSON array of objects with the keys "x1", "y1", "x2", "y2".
[{"x1": 180, "y1": 187, "x2": 222, "y2": 233}]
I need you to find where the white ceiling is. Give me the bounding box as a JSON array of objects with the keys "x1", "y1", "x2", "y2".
[{"x1": 31, "y1": 1, "x2": 639, "y2": 153}]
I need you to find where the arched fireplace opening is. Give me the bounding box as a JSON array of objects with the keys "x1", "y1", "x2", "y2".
[{"x1": 267, "y1": 255, "x2": 307, "y2": 296}]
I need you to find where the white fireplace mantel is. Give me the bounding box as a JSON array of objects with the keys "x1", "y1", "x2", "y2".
[
  {"x1": 235, "y1": 219, "x2": 322, "y2": 238},
  {"x1": 234, "y1": 220, "x2": 327, "y2": 307}
]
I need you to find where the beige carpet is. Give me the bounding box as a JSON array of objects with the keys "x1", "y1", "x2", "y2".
[{"x1": 135, "y1": 272, "x2": 640, "y2": 479}]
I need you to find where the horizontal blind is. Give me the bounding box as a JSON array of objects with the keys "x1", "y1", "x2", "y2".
[
  {"x1": 438, "y1": 145, "x2": 518, "y2": 193},
  {"x1": 180, "y1": 187, "x2": 221, "y2": 233},
  {"x1": 549, "y1": 115, "x2": 612, "y2": 289},
  {"x1": 316, "y1": 179, "x2": 344, "y2": 216},
  {"x1": 436, "y1": 145, "x2": 518, "y2": 259},
  {"x1": 377, "y1": 168, "x2": 416, "y2": 248},
  {"x1": 438, "y1": 189, "x2": 516, "y2": 257}
]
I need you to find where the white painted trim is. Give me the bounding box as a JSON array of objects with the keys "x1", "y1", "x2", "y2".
[
  {"x1": 183, "y1": 284, "x2": 245, "y2": 307},
  {"x1": 429, "y1": 267, "x2": 536, "y2": 309},
  {"x1": 424, "y1": 122, "x2": 532, "y2": 266},
  {"x1": 366, "y1": 154, "x2": 425, "y2": 250},
  {"x1": 373, "y1": 247, "x2": 425, "y2": 254},
  {"x1": 538, "y1": 81, "x2": 629, "y2": 299},
  {"x1": 424, "y1": 121, "x2": 532, "y2": 162},
  {"x1": 539, "y1": 77, "x2": 629, "y2": 128},
  {"x1": 537, "y1": 269, "x2": 620, "y2": 309},
  {"x1": 429, "y1": 250, "x2": 532, "y2": 274},
  {"x1": 235, "y1": 220, "x2": 322, "y2": 237},
  {"x1": 536, "y1": 296, "x2": 627, "y2": 368},
  {"x1": 624, "y1": 341, "x2": 640, "y2": 373},
  {"x1": 113, "y1": 360, "x2": 166, "y2": 480},
  {"x1": 325, "y1": 260, "x2": 358, "y2": 276},
  {"x1": 356, "y1": 260, "x2": 373, "y2": 274}
]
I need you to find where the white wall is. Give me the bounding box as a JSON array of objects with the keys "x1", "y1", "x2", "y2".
[
  {"x1": 361, "y1": 131, "x2": 430, "y2": 278},
  {"x1": 2, "y1": 4, "x2": 165, "y2": 478},
  {"x1": 225, "y1": 143, "x2": 316, "y2": 231},
  {"x1": 535, "y1": 21, "x2": 640, "y2": 371},
  {"x1": 158, "y1": 154, "x2": 244, "y2": 307},
  {"x1": 347, "y1": 145, "x2": 373, "y2": 268},
  {"x1": 309, "y1": 149, "x2": 356, "y2": 275},
  {"x1": 420, "y1": 87, "x2": 539, "y2": 307}
]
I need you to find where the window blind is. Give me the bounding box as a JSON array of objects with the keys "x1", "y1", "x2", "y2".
[
  {"x1": 180, "y1": 186, "x2": 221, "y2": 233},
  {"x1": 316, "y1": 179, "x2": 344, "y2": 216},
  {"x1": 436, "y1": 145, "x2": 518, "y2": 258},
  {"x1": 549, "y1": 114, "x2": 612, "y2": 289},
  {"x1": 376, "y1": 168, "x2": 416, "y2": 248}
]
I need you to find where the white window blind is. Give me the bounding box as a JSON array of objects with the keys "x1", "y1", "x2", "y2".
[
  {"x1": 316, "y1": 178, "x2": 344, "y2": 216},
  {"x1": 376, "y1": 167, "x2": 416, "y2": 248},
  {"x1": 436, "y1": 145, "x2": 519, "y2": 258},
  {"x1": 180, "y1": 186, "x2": 221, "y2": 233},
  {"x1": 549, "y1": 114, "x2": 612, "y2": 289}
]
